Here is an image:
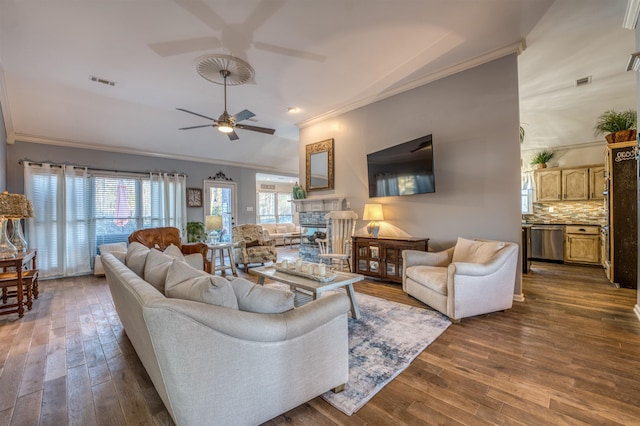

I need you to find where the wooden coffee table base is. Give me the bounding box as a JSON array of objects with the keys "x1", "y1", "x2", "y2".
[{"x1": 252, "y1": 266, "x2": 363, "y2": 319}]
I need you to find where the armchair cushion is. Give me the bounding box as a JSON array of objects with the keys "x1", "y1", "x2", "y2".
[
  {"x1": 405, "y1": 265, "x2": 448, "y2": 296},
  {"x1": 452, "y1": 237, "x2": 506, "y2": 264},
  {"x1": 165, "y1": 260, "x2": 239, "y2": 309},
  {"x1": 246, "y1": 239, "x2": 262, "y2": 248}
]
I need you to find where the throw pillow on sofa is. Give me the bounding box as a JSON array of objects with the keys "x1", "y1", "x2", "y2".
[
  {"x1": 144, "y1": 248, "x2": 185, "y2": 294},
  {"x1": 125, "y1": 242, "x2": 150, "y2": 278},
  {"x1": 165, "y1": 260, "x2": 239, "y2": 309},
  {"x1": 230, "y1": 278, "x2": 295, "y2": 314}
]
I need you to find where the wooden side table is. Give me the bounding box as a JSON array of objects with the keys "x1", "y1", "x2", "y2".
[
  {"x1": 0, "y1": 249, "x2": 38, "y2": 318},
  {"x1": 207, "y1": 243, "x2": 237, "y2": 276}
]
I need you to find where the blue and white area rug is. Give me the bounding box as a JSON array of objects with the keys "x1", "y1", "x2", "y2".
[{"x1": 321, "y1": 292, "x2": 451, "y2": 415}]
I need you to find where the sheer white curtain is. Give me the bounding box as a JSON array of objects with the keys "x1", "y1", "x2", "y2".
[
  {"x1": 24, "y1": 162, "x2": 92, "y2": 278},
  {"x1": 149, "y1": 172, "x2": 187, "y2": 236}
]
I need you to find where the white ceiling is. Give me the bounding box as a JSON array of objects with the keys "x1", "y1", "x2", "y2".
[{"x1": 0, "y1": 0, "x2": 635, "y2": 172}]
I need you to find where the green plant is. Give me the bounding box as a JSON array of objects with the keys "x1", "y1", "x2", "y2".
[
  {"x1": 519, "y1": 125, "x2": 525, "y2": 144},
  {"x1": 530, "y1": 149, "x2": 554, "y2": 166},
  {"x1": 186, "y1": 221, "x2": 206, "y2": 242},
  {"x1": 594, "y1": 109, "x2": 637, "y2": 136}
]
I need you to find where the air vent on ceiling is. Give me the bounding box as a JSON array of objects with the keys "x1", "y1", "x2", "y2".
[
  {"x1": 89, "y1": 75, "x2": 116, "y2": 86},
  {"x1": 575, "y1": 76, "x2": 592, "y2": 87}
]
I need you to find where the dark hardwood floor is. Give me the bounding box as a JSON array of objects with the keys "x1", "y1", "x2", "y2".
[{"x1": 1, "y1": 249, "x2": 638, "y2": 425}]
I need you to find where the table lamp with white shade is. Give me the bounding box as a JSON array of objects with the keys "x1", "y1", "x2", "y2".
[
  {"x1": 363, "y1": 203, "x2": 384, "y2": 238},
  {"x1": 205, "y1": 215, "x2": 223, "y2": 244}
]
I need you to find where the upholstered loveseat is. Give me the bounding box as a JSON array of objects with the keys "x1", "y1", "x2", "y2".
[
  {"x1": 101, "y1": 243, "x2": 350, "y2": 426},
  {"x1": 260, "y1": 223, "x2": 306, "y2": 246}
]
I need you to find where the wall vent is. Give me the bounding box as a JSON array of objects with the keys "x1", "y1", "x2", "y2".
[
  {"x1": 575, "y1": 76, "x2": 592, "y2": 87},
  {"x1": 89, "y1": 75, "x2": 116, "y2": 86}
]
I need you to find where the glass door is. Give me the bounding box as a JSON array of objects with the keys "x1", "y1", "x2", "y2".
[{"x1": 203, "y1": 180, "x2": 237, "y2": 243}]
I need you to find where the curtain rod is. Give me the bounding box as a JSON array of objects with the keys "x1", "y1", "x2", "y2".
[{"x1": 18, "y1": 159, "x2": 187, "y2": 177}]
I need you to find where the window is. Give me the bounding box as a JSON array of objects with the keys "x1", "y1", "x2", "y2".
[
  {"x1": 24, "y1": 162, "x2": 186, "y2": 278},
  {"x1": 257, "y1": 191, "x2": 293, "y2": 224},
  {"x1": 521, "y1": 171, "x2": 534, "y2": 214},
  {"x1": 93, "y1": 175, "x2": 147, "y2": 248}
]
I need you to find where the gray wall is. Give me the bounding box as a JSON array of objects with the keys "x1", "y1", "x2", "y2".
[
  {"x1": 6, "y1": 141, "x2": 296, "y2": 225},
  {"x1": 300, "y1": 54, "x2": 523, "y2": 295},
  {"x1": 0, "y1": 103, "x2": 6, "y2": 191}
]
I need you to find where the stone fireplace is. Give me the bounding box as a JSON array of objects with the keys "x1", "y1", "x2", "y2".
[{"x1": 293, "y1": 197, "x2": 346, "y2": 263}]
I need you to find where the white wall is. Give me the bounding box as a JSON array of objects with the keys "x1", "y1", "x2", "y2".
[{"x1": 300, "y1": 54, "x2": 523, "y2": 295}]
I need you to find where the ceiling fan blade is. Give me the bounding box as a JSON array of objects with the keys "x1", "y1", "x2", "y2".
[
  {"x1": 253, "y1": 41, "x2": 326, "y2": 62},
  {"x1": 227, "y1": 130, "x2": 240, "y2": 141},
  {"x1": 179, "y1": 124, "x2": 215, "y2": 130},
  {"x1": 232, "y1": 109, "x2": 255, "y2": 122},
  {"x1": 176, "y1": 108, "x2": 217, "y2": 121},
  {"x1": 235, "y1": 123, "x2": 276, "y2": 135},
  {"x1": 148, "y1": 36, "x2": 222, "y2": 57}
]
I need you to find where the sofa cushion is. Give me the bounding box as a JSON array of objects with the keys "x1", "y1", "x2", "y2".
[
  {"x1": 144, "y1": 248, "x2": 184, "y2": 294},
  {"x1": 231, "y1": 278, "x2": 294, "y2": 313},
  {"x1": 406, "y1": 265, "x2": 448, "y2": 296},
  {"x1": 163, "y1": 243, "x2": 185, "y2": 260},
  {"x1": 452, "y1": 237, "x2": 506, "y2": 264},
  {"x1": 245, "y1": 239, "x2": 261, "y2": 248},
  {"x1": 125, "y1": 242, "x2": 150, "y2": 278},
  {"x1": 165, "y1": 260, "x2": 238, "y2": 309}
]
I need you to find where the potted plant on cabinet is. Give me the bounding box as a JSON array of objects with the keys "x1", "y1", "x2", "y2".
[
  {"x1": 530, "y1": 149, "x2": 554, "y2": 169},
  {"x1": 594, "y1": 109, "x2": 637, "y2": 143}
]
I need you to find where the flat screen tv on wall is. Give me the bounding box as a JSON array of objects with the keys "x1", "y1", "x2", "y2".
[{"x1": 367, "y1": 134, "x2": 435, "y2": 198}]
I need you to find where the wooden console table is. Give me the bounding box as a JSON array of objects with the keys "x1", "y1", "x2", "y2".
[
  {"x1": 352, "y1": 236, "x2": 428, "y2": 283},
  {"x1": 0, "y1": 249, "x2": 38, "y2": 318}
]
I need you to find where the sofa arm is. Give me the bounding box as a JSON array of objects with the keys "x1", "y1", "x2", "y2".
[{"x1": 403, "y1": 247, "x2": 454, "y2": 268}]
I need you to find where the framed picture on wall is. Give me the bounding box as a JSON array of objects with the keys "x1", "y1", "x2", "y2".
[{"x1": 187, "y1": 188, "x2": 202, "y2": 207}]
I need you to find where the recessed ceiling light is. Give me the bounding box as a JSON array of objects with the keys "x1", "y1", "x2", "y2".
[{"x1": 287, "y1": 107, "x2": 299, "y2": 113}]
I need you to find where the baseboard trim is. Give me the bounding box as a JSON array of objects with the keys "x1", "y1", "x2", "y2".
[
  {"x1": 513, "y1": 293, "x2": 525, "y2": 303},
  {"x1": 634, "y1": 304, "x2": 640, "y2": 322}
]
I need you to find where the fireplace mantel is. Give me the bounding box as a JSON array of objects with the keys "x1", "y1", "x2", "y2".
[{"x1": 291, "y1": 196, "x2": 346, "y2": 212}]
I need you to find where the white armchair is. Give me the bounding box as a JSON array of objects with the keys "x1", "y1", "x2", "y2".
[{"x1": 402, "y1": 237, "x2": 519, "y2": 322}]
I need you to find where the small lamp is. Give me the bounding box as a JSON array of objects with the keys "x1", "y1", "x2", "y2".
[
  {"x1": 363, "y1": 204, "x2": 384, "y2": 238},
  {"x1": 0, "y1": 191, "x2": 29, "y2": 258},
  {"x1": 205, "y1": 215, "x2": 223, "y2": 244}
]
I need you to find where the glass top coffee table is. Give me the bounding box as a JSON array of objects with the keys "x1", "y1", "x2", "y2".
[{"x1": 251, "y1": 265, "x2": 364, "y2": 319}]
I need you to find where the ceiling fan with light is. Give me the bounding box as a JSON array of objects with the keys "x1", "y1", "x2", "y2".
[{"x1": 177, "y1": 54, "x2": 275, "y2": 141}]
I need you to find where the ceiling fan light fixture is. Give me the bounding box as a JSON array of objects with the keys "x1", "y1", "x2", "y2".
[{"x1": 217, "y1": 123, "x2": 234, "y2": 133}]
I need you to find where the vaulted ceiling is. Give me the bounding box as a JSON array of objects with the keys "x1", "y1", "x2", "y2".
[{"x1": 0, "y1": 0, "x2": 634, "y2": 172}]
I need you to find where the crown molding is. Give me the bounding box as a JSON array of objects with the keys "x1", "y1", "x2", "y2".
[
  {"x1": 624, "y1": 0, "x2": 640, "y2": 29},
  {"x1": 520, "y1": 139, "x2": 607, "y2": 154},
  {"x1": 298, "y1": 40, "x2": 526, "y2": 129},
  {"x1": 11, "y1": 133, "x2": 296, "y2": 174}
]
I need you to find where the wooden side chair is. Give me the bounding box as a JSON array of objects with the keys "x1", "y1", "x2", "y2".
[
  {"x1": 318, "y1": 211, "x2": 358, "y2": 272},
  {"x1": 0, "y1": 269, "x2": 38, "y2": 318}
]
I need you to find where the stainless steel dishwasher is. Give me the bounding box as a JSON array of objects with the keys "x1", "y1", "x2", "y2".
[{"x1": 530, "y1": 225, "x2": 564, "y2": 262}]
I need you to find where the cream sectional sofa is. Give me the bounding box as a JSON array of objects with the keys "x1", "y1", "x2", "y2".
[
  {"x1": 260, "y1": 223, "x2": 305, "y2": 246},
  {"x1": 101, "y1": 243, "x2": 350, "y2": 426}
]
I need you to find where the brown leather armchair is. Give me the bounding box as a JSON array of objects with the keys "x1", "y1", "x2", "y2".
[{"x1": 128, "y1": 227, "x2": 211, "y2": 273}]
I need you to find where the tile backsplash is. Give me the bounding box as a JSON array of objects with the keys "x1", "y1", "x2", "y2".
[{"x1": 523, "y1": 201, "x2": 605, "y2": 224}]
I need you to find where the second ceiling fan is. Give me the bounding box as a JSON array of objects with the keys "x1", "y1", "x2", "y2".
[{"x1": 178, "y1": 55, "x2": 275, "y2": 141}]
